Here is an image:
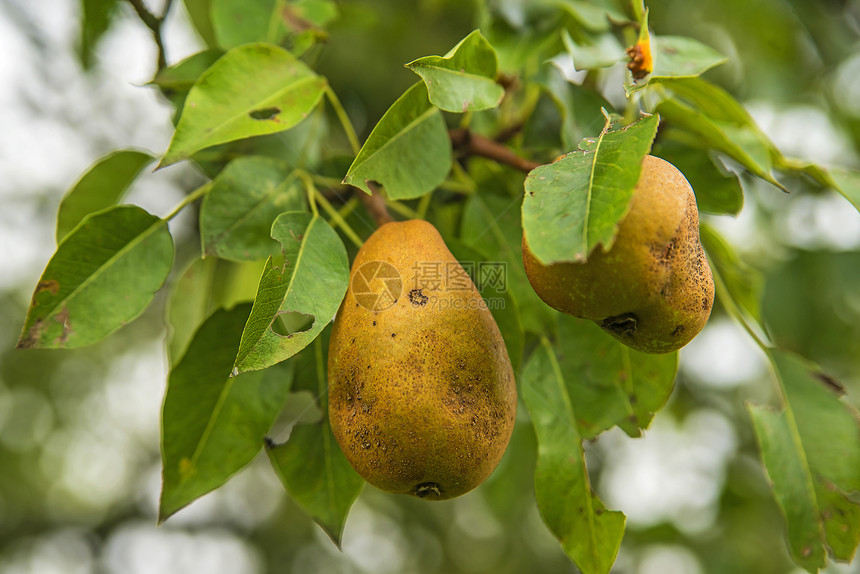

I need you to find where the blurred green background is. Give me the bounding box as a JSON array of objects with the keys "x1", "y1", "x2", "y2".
[{"x1": 1, "y1": 0, "x2": 859, "y2": 572}]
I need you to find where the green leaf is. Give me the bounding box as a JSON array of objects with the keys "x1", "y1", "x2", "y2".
[
  {"x1": 654, "y1": 141, "x2": 743, "y2": 216},
  {"x1": 557, "y1": 0, "x2": 626, "y2": 32},
  {"x1": 562, "y1": 30, "x2": 625, "y2": 71},
  {"x1": 750, "y1": 350, "x2": 860, "y2": 570},
  {"x1": 555, "y1": 315, "x2": 677, "y2": 439},
  {"x1": 343, "y1": 82, "x2": 452, "y2": 200},
  {"x1": 267, "y1": 329, "x2": 363, "y2": 546},
  {"x1": 151, "y1": 50, "x2": 223, "y2": 92},
  {"x1": 234, "y1": 212, "x2": 349, "y2": 373},
  {"x1": 18, "y1": 206, "x2": 173, "y2": 350},
  {"x1": 660, "y1": 77, "x2": 756, "y2": 126},
  {"x1": 80, "y1": 0, "x2": 119, "y2": 68},
  {"x1": 167, "y1": 257, "x2": 218, "y2": 363},
  {"x1": 650, "y1": 36, "x2": 727, "y2": 80},
  {"x1": 748, "y1": 404, "x2": 826, "y2": 572},
  {"x1": 522, "y1": 113, "x2": 659, "y2": 265},
  {"x1": 211, "y1": 0, "x2": 288, "y2": 50},
  {"x1": 160, "y1": 305, "x2": 296, "y2": 521},
  {"x1": 167, "y1": 257, "x2": 269, "y2": 362},
  {"x1": 538, "y1": 65, "x2": 614, "y2": 150},
  {"x1": 656, "y1": 98, "x2": 785, "y2": 191},
  {"x1": 183, "y1": 0, "x2": 218, "y2": 47},
  {"x1": 460, "y1": 192, "x2": 554, "y2": 335},
  {"x1": 56, "y1": 150, "x2": 154, "y2": 243},
  {"x1": 700, "y1": 223, "x2": 763, "y2": 323},
  {"x1": 286, "y1": 0, "x2": 338, "y2": 27},
  {"x1": 522, "y1": 339, "x2": 626, "y2": 574},
  {"x1": 200, "y1": 157, "x2": 306, "y2": 261},
  {"x1": 406, "y1": 30, "x2": 505, "y2": 113},
  {"x1": 656, "y1": 77, "x2": 786, "y2": 191},
  {"x1": 159, "y1": 43, "x2": 327, "y2": 167},
  {"x1": 828, "y1": 167, "x2": 860, "y2": 214}
]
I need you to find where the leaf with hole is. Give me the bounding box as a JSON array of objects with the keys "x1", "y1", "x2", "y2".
[
  {"x1": 234, "y1": 212, "x2": 349, "y2": 373},
  {"x1": 159, "y1": 43, "x2": 327, "y2": 167}
]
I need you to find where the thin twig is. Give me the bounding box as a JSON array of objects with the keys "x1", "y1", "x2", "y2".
[
  {"x1": 126, "y1": 0, "x2": 173, "y2": 70},
  {"x1": 359, "y1": 182, "x2": 394, "y2": 227},
  {"x1": 449, "y1": 129, "x2": 540, "y2": 173},
  {"x1": 315, "y1": 190, "x2": 363, "y2": 248}
]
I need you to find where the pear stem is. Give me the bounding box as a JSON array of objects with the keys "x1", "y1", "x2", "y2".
[
  {"x1": 386, "y1": 200, "x2": 420, "y2": 220},
  {"x1": 360, "y1": 182, "x2": 394, "y2": 227}
]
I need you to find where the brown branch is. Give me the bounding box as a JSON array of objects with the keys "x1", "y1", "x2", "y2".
[
  {"x1": 358, "y1": 182, "x2": 394, "y2": 227},
  {"x1": 126, "y1": 0, "x2": 173, "y2": 70},
  {"x1": 494, "y1": 122, "x2": 525, "y2": 143},
  {"x1": 449, "y1": 129, "x2": 540, "y2": 173}
]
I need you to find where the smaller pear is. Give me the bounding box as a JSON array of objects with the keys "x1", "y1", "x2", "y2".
[
  {"x1": 328, "y1": 220, "x2": 517, "y2": 500},
  {"x1": 522, "y1": 155, "x2": 714, "y2": 354}
]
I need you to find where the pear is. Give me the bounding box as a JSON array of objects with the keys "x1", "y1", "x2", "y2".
[
  {"x1": 327, "y1": 220, "x2": 516, "y2": 500},
  {"x1": 522, "y1": 155, "x2": 714, "y2": 354}
]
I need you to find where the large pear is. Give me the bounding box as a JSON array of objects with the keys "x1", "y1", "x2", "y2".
[
  {"x1": 522, "y1": 155, "x2": 714, "y2": 354},
  {"x1": 328, "y1": 220, "x2": 516, "y2": 500}
]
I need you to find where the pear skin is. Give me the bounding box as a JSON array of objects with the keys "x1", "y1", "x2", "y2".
[
  {"x1": 328, "y1": 220, "x2": 517, "y2": 500},
  {"x1": 522, "y1": 155, "x2": 714, "y2": 354}
]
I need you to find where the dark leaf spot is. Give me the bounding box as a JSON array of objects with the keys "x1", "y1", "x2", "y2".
[
  {"x1": 35, "y1": 279, "x2": 60, "y2": 298},
  {"x1": 814, "y1": 372, "x2": 846, "y2": 396}
]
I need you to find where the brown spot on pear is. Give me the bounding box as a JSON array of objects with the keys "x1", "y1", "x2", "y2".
[
  {"x1": 328, "y1": 220, "x2": 517, "y2": 499},
  {"x1": 522, "y1": 155, "x2": 714, "y2": 354}
]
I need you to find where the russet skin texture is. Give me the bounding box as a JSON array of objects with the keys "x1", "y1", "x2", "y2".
[
  {"x1": 328, "y1": 220, "x2": 517, "y2": 500},
  {"x1": 522, "y1": 155, "x2": 715, "y2": 354}
]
